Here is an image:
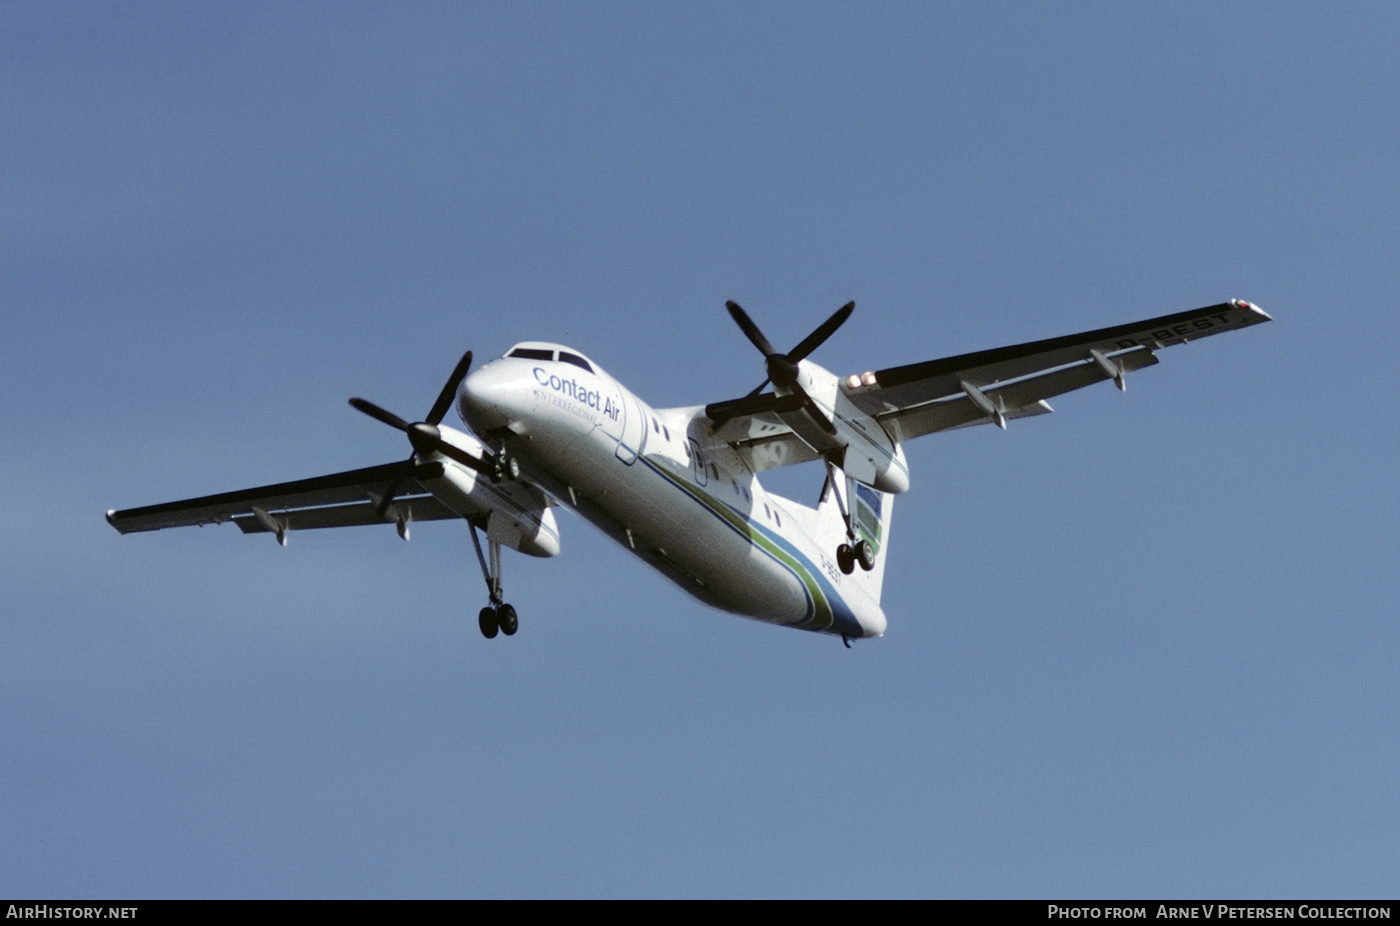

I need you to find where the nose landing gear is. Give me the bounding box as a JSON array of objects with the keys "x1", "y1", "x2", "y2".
[{"x1": 491, "y1": 452, "x2": 521, "y2": 484}]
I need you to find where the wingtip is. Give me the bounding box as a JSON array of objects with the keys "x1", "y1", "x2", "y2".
[{"x1": 1234, "y1": 298, "x2": 1272, "y2": 322}]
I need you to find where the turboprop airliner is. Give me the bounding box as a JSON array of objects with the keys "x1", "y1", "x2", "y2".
[{"x1": 107, "y1": 299, "x2": 1271, "y2": 644}]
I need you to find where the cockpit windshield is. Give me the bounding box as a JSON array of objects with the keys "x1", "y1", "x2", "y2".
[
  {"x1": 558, "y1": 351, "x2": 593, "y2": 373},
  {"x1": 506, "y1": 347, "x2": 554, "y2": 361},
  {"x1": 504, "y1": 345, "x2": 595, "y2": 374}
]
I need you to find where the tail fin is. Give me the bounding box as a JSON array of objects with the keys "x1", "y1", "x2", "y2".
[{"x1": 817, "y1": 474, "x2": 894, "y2": 605}]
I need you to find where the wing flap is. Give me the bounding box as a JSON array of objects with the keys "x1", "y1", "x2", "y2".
[
  {"x1": 731, "y1": 431, "x2": 824, "y2": 473},
  {"x1": 106, "y1": 461, "x2": 453, "y2": 534},
  {"x1": 879, "y1": 345, "x2": 1160, "y2": 440},
  {"x1": 232, "y1": 494, "x2": 459, "y2": 533},
  {"x1": 850, "y1": 300, "x2": 1269, "y2": 417},
  {"x1": 706, "y1": 393, "x2": 803, "y2": 443}
]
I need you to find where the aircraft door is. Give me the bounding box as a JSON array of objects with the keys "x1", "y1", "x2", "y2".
[
  {"x1": 689, "y1": 439, "x2": 708, "y2": 486},
  {"x1": 614, "y1": 388, "x2": 646, "y2": 465}
]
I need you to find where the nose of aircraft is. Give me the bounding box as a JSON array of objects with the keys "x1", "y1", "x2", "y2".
[{"x1": 457, "y1": 363, "x2": 516, "y2": 432}]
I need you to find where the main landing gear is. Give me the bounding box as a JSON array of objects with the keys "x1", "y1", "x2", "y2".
[
  {"x1": 469, "y1": 521, "x2": 517, "y2": 640},
  {"x1": 828, "y1": 461, "x2": 876, "y2": 576},
  {"x1": 835, "y1": 539, "x2": 876, "y2": 575},
  {"x1": 478, "y1": 602, "x2": 516, "y2": 639}
]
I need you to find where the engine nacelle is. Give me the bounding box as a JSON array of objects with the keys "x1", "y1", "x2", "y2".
[
  {"x1": 417, "y1": 428, "x2": 560, "y2": 558},
  {"x1": 807, "y1": 362, "x2": 911, "y2": 494},
  {"x1": 839, "y1": 439, "x2": 910, "y2": 494}
]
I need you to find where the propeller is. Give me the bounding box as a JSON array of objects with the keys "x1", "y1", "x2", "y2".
[
  {"x1": 349, "y1": 351, "x2": 498, "y2": 518},
  {"x1": 712, "y1": 300, "x2": 854, "y2": 432}
]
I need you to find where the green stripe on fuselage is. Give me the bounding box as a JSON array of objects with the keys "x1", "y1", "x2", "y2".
[{"x1": 633, "y1": 453, "x2": 836, "y2": 631}]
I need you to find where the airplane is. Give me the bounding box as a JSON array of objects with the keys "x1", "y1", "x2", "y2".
[{"x1": 107, "y1": 299, "x2": 1271, "y2": 645}]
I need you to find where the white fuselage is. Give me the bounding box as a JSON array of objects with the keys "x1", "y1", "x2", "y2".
[{"x1": 455, "y1": 344, "x2": 887, "y2": 639}]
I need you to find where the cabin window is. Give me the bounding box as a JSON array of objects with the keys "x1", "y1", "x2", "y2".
[
  {"x1": 709, "y1": 463, "x2": 719, "y2": 480},
  {"x1": 507, "y1": 347, "x2": 554, "y2": 361},
  {"x1": 662, "y1": 425, "x2": 670, "y2": 441},
  {"x1": 651, "y1": 418, "x2": 659, "y2": 434},
  {"x1": 558, "y1": 351, "x2": 593, "y2": 372}
]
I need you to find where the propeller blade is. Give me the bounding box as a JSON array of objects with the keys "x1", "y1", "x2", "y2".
[
  {"x1": 425, "y1": 351, "x2": 473, "y2": 426},
  {"x1": 706, "y1": 378, "x2": 775, "y2": 430},
  {"x1": 726, "y1": 300, "x2": 777, "y2": 357},
  {"x1": 412, "y1": 426, "x2": 496, "y2": 477},
  {"x1": 715, "y1": 300, "x2": 853, "y2": 429},
  {"x1": 745, "y1": 378, "x2": 771, "y2": 399},
  {"x1": 706, "y1": 390, "x2": 810, "y2": 431},
  {"x1": 706, "y1": 391, "x2": 781, "y2": 427},
  {"x1": 373, "y1": 457, "x2": 417, "y2": 520},
  {"x1": 350, "y1": 348, "x2": 502, "y2": 494},
  {"x1": 797, "y1": 389, "x2": 838, "y2": 435},
  {"x1": 349, "y1": 397, "x2": 411, "y2": 432},
  {"x1": 788, "y1": 301, "x2": 854, "y2": 363},
  {"x1": 353, "y1": 397, "x2": 496, "y2": 477}
]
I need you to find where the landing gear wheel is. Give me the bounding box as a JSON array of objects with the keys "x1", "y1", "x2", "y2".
[
  {"x1": 497, "y1": 603, "x2": 518, "y2": 636},
  {"x1": 836, "y1": 543, "x2": 855, "y2": 575},
  {"x1": 478, "y1": 606, "x2": 499, "y2": 639},
  {"x1": 855, "y1": 539, "x2": 876, "y2": 572},
  {"x1": 493, "y1": 454, "x2": 520, "y2": 483}
]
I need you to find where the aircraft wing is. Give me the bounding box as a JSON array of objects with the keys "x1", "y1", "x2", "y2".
[
  {"x1": 851, "y1": 299, "x2": 1270, "y2": 441},
  {"x1": 709, "y1": 300, "x2": 1270, "y2": 468},
  {"x1": 106, "y1": 460, "x2": 462, "y2": 540}
]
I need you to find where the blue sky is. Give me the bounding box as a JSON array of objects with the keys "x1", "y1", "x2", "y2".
[{"x1": 4, "y1": 1, "x2": 1397, "y2": 898}]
